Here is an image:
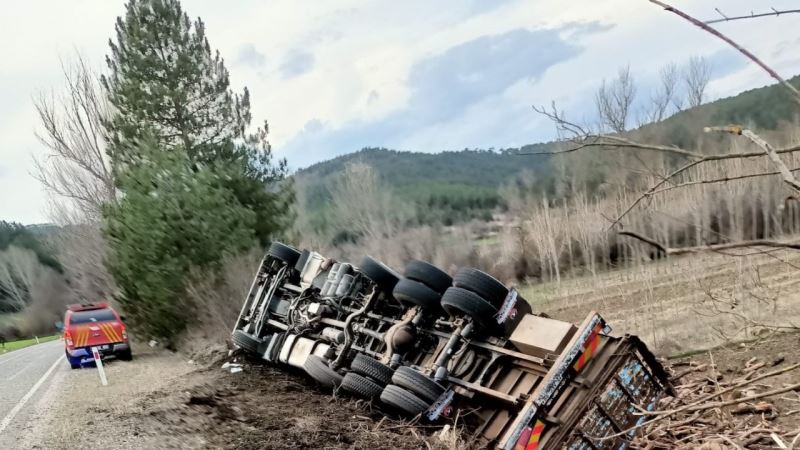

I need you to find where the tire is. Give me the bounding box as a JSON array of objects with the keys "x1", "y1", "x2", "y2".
[
  {"x1": 303, "y1": 355, "x2": 343, "y2": 389},
  {"x1": 232, "y1": 329, "x2": 261, "y2": 354},
  {"x1": 268, "y1": 242, "x2": 302, "y2": 267},
  {"x1": 360, "y1": 256, "x2": 401, "y2": 293},
  {"x1": 404, "y1": 260, "x2": 452, "y2": 294},
  {"x1": 341, "y1": 372, "x2": 383, "y2": 399},
  {"x1": 441, "y1": 287, "x2": 500, "y2": 333},
  {"x1": 350, "y1": 353, "x2": 394, "y2": 386},
  {"x1": 453, "y1": 268, "x2": 509, "y2": 308},
  {"x1": 66, "y1": 351, "x2": 81, "y2": 369},
  {"x1": 118, "y1": 349, "x2": 133, "y2": 361},
  {"x1": 392, "y1": 278, "x2": 441, "y2": 310},
  {"x1": 295, "y1": 249, "x2": 311, "y2": 273},
  {"x1": 380, "y1": 384, "x2": 430, "y2": 417},
  {"x1": 391, "y1": 366, "x2": 445, "y2": 403}
]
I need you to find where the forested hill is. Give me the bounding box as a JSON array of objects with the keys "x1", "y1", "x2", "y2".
[
  {"x1": 297, "y1": 144, "x2": 555, "y2": 225},
  {"x1": 295, "y1": 75, "x2": 800, "y2": 226}
]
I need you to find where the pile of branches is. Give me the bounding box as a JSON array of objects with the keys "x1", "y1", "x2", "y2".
[{"x1": 630, "y1": 357, "x2": 800, "y2": 449}]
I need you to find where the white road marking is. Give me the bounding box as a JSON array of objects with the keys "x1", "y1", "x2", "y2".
[
  {"x1": 0, "y1": 353, "x2": 26, "y2": 366},
  {"x1": 0, "y1": 355, "x2": 63, "y2": 434}
]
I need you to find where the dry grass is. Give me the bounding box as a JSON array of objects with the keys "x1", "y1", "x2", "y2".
[{"x1": 521, "y1": 249, "x2": 800, "y2": 355}]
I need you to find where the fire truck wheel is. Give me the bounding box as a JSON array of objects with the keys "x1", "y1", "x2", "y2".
[
  {"x1": 350, "y1": 353, "x2": 394, "y2": 386},
  {"x1": 403, "y1": 260, "x2": 452, "y2": 294},
  {"x1": 231, "y1": 329, "x2": 261, "y2": 354},
  {"x1": 453, "y1": 268, "x2": 509, "y2": 308},
  {"x1": 303, "y1": 355, "x2": 344, "y2": 389},
  {"x1": 341, "y1": 372, "x2": 383, "y2": 399},
  {"x1": 441, "y1": 287, "x2": 501, "y2": 334},
  {"x1": 391, "y1": 366, "x2": 445, "y2": 403},
  {"x1": 359, "y1": 256, "x2": 401, "y2": 293},
  {"x1": 380, "y1": 384, "x2": 430, "y2": 417},
  {"x1": 267, "y1": 241, "x2": 302, "y2": 267},
  {"x1": 392, "y1": 278, "x2": 441, "y2": 310}
]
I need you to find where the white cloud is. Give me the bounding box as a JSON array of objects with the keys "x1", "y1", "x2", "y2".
[{"x1": 1, "y1": 0, "x2": 799, "y2": 224}]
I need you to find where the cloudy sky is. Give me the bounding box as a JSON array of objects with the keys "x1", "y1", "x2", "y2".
[{"x1": 1, "y1": 0, "x2": 799, "y2": 224}]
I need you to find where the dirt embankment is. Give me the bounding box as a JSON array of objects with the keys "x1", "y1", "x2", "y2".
[
  {"x1": 20, "y1": 332, "x2": 800, "y2": 450},
  {"x1": 22, "y1": 344, "x2": 466, "y2": 450}
]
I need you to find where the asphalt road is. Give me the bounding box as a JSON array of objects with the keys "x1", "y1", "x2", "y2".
[{"x1": 0, "y1": 339, "x2": 65, "y2": 447}]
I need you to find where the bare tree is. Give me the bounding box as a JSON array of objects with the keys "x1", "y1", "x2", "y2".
[
  {"x1": 595, "y1": 65, "x2": 637, "y2": 133},
  {"x1": 33, "y1": 54, "x2": 114, "y2": 222},
  {"x1": 329, "y1": 163, "x2": 411, "y2": 241},
  {"x1": 649, "y1": 62, "x2": 681, "y2": 122},
  {"x1": 0, "y1": 247, "x2": 44, "y2": 311},
  {"x1": 33, "y1": 54, "x2": 117, "y2": 301},
  {"x1": 684, "y1": 56, "x2": 711, "y2": 108}
]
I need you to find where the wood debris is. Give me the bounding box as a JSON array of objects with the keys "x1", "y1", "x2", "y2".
[{"x1": 628, "y1": 358, "x2": 800, "y2": 449}]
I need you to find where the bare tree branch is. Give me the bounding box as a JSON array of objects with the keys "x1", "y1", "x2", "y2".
[
  {"x1": 649, "y1": 167, "x2": 800, "y2": 195},
  {"x1": 705, "y1": 8, "x2": 800, "y2": 24},
  {"x1": 620, "y1": 230, "x2": 800, "y2": 255},
  {"x1": 649, "y1": 0, "x2": 800, "y2": 105},
  {"x1": 705, "y1": 126, "x2": 800, "y2": 192}
]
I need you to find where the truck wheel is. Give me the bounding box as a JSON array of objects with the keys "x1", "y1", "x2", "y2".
[
  {"x1": 404, "y1": 260, "x2": 452, "y2": 294},
  {"x1": 268, "y1": 241, "x2": 302, "y2": 267},
  {"x1": 392, "y1": 278, "x2": 441, "y2": 310},
  {"x1": 453, "y1": 268, "x2": 508, "y2": 308},
  {"x1": 231, "y1": 329, "x2": 261, "y2": 354},
  {"x1": 341, "y1": 372, "x2": 383, "y2": 399},
  {"x1": 380, "y1": 384, "x2": 430, "y2": 417},
  {"x1": 350, "y1": 353, "x2": 394, "y2": 386},
  {"x1": 303, "y1": 355, "x2": 343, "y2": 389},
  {"x1": 118, "y1": 349, "x2": 133, "y2": 361},
  {"x1": 359, "y1": 256, "x2": 401, "y2": 293},
  {"x1": 441, "y1": 287, "x2": 501, "y2": 334},
  {"x1": 391, "y1": 366, "x2": 445, "y2": 403}
]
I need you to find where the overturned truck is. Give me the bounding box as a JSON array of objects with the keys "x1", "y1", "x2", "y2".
[{"x1": 231, "y1": 242, "x2": 673, "y2": 449}]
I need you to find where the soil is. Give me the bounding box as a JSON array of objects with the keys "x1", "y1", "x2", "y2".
[
  {"x1": 21, "y1": 344, "x2": 466, "y2": 450},
  {"x1": 21, "y1": 331, "x2": 799, "y2": 449}
]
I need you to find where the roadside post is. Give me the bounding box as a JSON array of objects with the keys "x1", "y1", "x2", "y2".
[{"x1": 90, "y1": 346, "x2": 108, "y2": 386}]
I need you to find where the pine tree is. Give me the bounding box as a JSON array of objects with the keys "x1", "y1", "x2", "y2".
[
  {"x1": 103, "y1": 0, "x2": 247, "y2": 162},
  {"x1": 105, "y1": 136, "x2": 256, "y2": 339},
  {"x1": 102, "y1": 0, "x2": 291, "y2": 244},
  {"x1": 101, "y1": 0, "x2": 292, "y2": 341}
]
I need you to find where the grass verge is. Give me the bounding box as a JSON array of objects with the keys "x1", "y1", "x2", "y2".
[{"x1": 1, "y1": 334, "x2": 60, "y2": 354}]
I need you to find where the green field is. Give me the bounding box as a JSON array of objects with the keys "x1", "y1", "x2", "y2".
[{"x1": 0, "y1": 334, "x2": 60, "y2": 354}]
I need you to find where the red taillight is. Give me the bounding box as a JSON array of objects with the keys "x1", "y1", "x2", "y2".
[
  {"x1": 64, "y1": 330, "x2": 74, "y2": 347},
  {"x1": 120, "y1": 324, "x2": 128, "y2": 341}
]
